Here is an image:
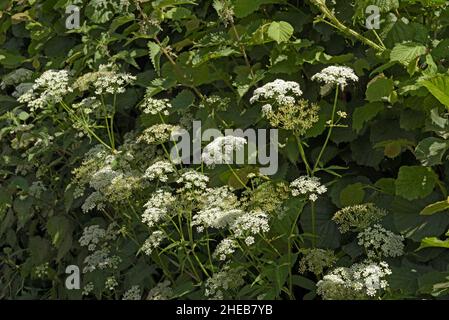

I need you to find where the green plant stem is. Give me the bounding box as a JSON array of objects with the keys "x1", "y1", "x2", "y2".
[
  {"x1": 312, "y1": 87, "x2": 339, "y2": 174},
  {"x1": 310, "y1": 0, "x2": 385, "y2": 52},
  {"x1": 295, "y1": 135, "x2": 311, "y2": 175},
  {"x1": 226, "y1": 164, "x2": 250, "y2": 190},
  {"x1": 311, "y1": 201, "x2": 317, "y2": 248}
]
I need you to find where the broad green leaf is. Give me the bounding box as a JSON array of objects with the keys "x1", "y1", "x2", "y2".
[
  {"x1": 340, "y1": 183, "x2": 365, "y2": 206},
  {"x1": 267, "y1": 21, "x2": 294, "y2": 44},
  {"x1": 390, "y1": 42, "x2": 427, "y2": 66},
  {"x1": 420, "y1": 75, "x2": 449, "y2": 109},
  {"x1": 420, "y1": 198, "x2": 449, "y2": 215},
  {"x1": 366, "y1": 76, "x2": 394, "y2": 102},
  {"x1": 395, "y1": 166, "x2": 437, "y2": 200},
  {"x1": 352, "y1": 102, "x2": 384, "y2": 133},
  {"x1": 415, "y1": 137, "x2": 449, "y2": 166}
]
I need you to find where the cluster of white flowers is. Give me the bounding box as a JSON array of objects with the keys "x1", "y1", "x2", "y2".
[
  {"x1": 89, "y1": 165, "x2": 121, "y2": 192},
  {"x1": 137, "y1": 124, "x2": 180, "y2": 144},
  {"x1": 290, "y1": 176, "x2": 327, "y2": 202},
  {"x1": 82, "y1": 248, "x2": 121, "y2": 273},
  {"x1": 176, "y1": 170, "x2": 209, "y2": 191},
  {"x1": 34, "y1": 263, "x2": 49, "y2": 278},
  {"x1": 81, "y1": 191, "x2": 105, "y2": 213},
  {"x1": 141, "y1": 230, "x2": 166, "y2": 255},
  {"x1": 147, "y1": 280, "x2": 173, "y2": 300},
  {"x1": 317, "y1": 260, "x2": 392, "y2": 300},
  {"x1": 357, "y1": 225, "x2": 405, "y2": 259},
  {"x1": 82, "y1": 282, "x2": 94, "y2": 296},
  {"x1": 193, "y1": 207, "x2": 244, "y2": 232},
  {"x1": 230, "y1": 210, "x2": 270, "y2": 245},
  {"x1": 141, "y1": 96, "x2": 172, "y2": 115},
  {"x1": 122, "y1": 285, "x2": 141, "y2": 300},
  {"x1": 105, "y1": 276, "x2": 119, "y2": 291},
  {"x1": 298, "y1": 248, "x2": 337, "y2": 276},
  {"x1": 79, "y1": 225, "x2": 106, "y2": 251},
  {"x1": 72, "y1": 97, "x2": 101, "y2": 115},
  {"x1": 205, "y1": 266, "x2": 246, "y2": 299},
  {"x1": 250, "y1": 79, "x2": 303, "y2": 106},
  {"x1": 201, "y1": 136, "x2": 247, "y2": 166},
  {"x1": 213, "y1": 238, "x2": 239, "y2": 261},
  {"x1": 93, "y1": 64, "x2": 136, "y2": 95},
  {"x1": 311, "y1": 66, "x2": 358, "y2": 89},
  {"x1": 142, "y1": 190, "x2": 176, "y2": 228},
  {"x1": 193, "y1": 186, "x2": 244, "y2": 232},
  {"x1": 17, "y1": 70, "x2": 73, "y2": 111},
  {"x1": 143, "y1": 160, "x2": 175, "y2": 182}
]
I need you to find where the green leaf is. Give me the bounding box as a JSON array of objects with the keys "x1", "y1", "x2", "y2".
[
  {"x1": 366, "y1": 76, "x2": 394, "y2": 102},
  {"x1": 233, "y1": 0, "x2": 284, "y2": 18},
  {"x1": 171, "y1": 89, "x2": 195, "y2": 111},
  {"x1": 148, "y1": 41, "x2": 162, "y2": 75},
  {"x1": 390, "y1": 42, "x2": 427, "y2": 66},
  {"x1": 395, "y1": 166, "x2": 437, "y2": 200},
  {"x1": 420, "y1": 75, "x2": 449, "y2": 109},
  {"x1": 415, "y1": 137, "x2": 449, "y2": 166},
  {"x1": 420, "y1": 198, "x2": 449, "y2": 215},
  {"x1": 340, "y1": 183, "x2": 365, "y2": 206},
  {"x1": 267, "y1": 21, "x2": 294, "y2": 44},
  {"x1": 419, "y1": 237, "x2": 449, "y2": 249},
  {"x1": 352, "y1": 102, "x2": 384, "y2": 133},
  {"x1": 47, "y1": 216, "x2": 73, "y2": 260}
]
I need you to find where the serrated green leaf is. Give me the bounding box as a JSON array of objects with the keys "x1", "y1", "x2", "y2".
[
  {"x1": 420, "y1": 75, "x2": 449, "y2": 109},
  {"x1": 420, "y1": 198, "x2": 449, "y2": 215},
  {"x1": 390, "y1": 42, "x2": 427, "y2": 66}
]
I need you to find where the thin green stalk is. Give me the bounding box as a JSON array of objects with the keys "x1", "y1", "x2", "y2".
[
  {"x1": 295, "y1": 135, "x2": 311, "y2": 175},
  {"x1": 227, "y1": 164, "x2": 250, "y2": 190},
  {"x1": 312, "y1": 87, "x2": 339, "y2": 174}
]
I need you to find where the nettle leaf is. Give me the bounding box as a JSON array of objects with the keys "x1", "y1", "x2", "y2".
[
  {"x1": 395, "y1": 166, "x2": 437, "y2": 200},
  {"x1": 420, "y1": 75, "x2": 449, "y2": 110},
  {"x1": 267, "y1": 21, "x2": 294, "y2": 44},
  {"x1": 390, "y1": 42, "x2": 427, "y2": 66},
  {"x1": 415, "y1": 137, "x2": 449, "y2": 166},
  {"x1": 366, "y1": 76, "x2": 394, "y2": 103},
  {"x1": 148, "y1": 41, "x2": 162, "y2": 75},
  {"x1": 352, "y1": 102, "x2": 384, "y2": 133}
]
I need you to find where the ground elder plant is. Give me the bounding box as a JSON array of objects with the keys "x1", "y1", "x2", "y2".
[{"x1": 2, "y1": 0, "x2": 449, "y2": 301}]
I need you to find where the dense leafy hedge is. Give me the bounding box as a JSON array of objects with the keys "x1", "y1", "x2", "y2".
[{"x1": 2, "y1": 0, "x2": 449, "y2": 300}]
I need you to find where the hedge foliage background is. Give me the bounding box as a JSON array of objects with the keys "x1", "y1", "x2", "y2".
[{"x1": 2, "y1": 0, "x2": 449, "y2": 300}]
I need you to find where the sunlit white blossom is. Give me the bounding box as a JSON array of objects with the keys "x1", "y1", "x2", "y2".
[
  {"x1": 311, "y1": 66, "x2": 358, "y2": 89},
  {"x1": 201, "y1": 136, "x2": 247, "y2": 166},
  {"x1": 290, "y1": 176, "x2": 327, "y2": 201}
]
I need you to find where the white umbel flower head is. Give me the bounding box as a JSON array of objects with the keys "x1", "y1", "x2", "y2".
[
  {"x1": 357, "y1": 224, "x2": 405, "y2": 259},
  {"x1": 142, "y1": 190, "x2": 176, "y2": 228},
  {"x1": 213, "y1": 238, "x2": 239, "y2": 261},
  {"x1": 202, "y1": 136, "x2": 247, "y2": 166},
  {"x1": 290, "y1": 176, "x2": 327, "y2": 202},
  {"x1": 250, "y1": 79, "x2": 303, "y2": 105},
  {"x1": 141, "y1": 96, "x2": 172, "y2": 116},
  {"x1": 18, "y1": 70, "x2": 73, "y2": 111},
  {"x1": 141, "y1": 230, "x2": 166, "y2": 255},
  {"x1": 311, "y1": 66, "x2": 358, "y2": 89},
  {"x1": 143, "y1": 160, "x2": 175, "y2": 182},
  {"x1": 230, "y1": 210, "x2": 270, "y2": 243},
  {"x1": 317, "y1": 260, "x2": 392, "y2": 300}
]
